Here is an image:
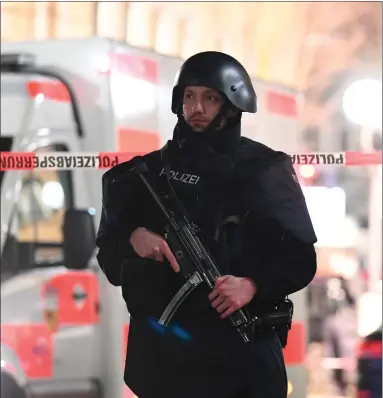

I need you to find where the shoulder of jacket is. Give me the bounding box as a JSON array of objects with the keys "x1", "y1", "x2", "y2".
[
  {"x1": 238, "y1": 137, "x2": 290, "y2": 165},
  {"x1": 101, "y1": 149, "x2": 162, "y2": 183}
]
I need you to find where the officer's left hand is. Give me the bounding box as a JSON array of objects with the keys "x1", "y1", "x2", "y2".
[{"x1": 208, "y1": 275, "x2": 257, "y2": 319}]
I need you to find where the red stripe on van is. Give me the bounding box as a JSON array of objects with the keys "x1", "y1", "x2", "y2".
[
  {"x1": 1, "y1": 324, "x2": 53, "y2": 379},
  {"x1": 282, "y1": 321, "x2": 305, "y2": 365},
  {"x1": 108, "y1": 53, "x2": 158, "y2": 84},
  {"x1": 26, "y1": 81, "x2": 70, "y2": 102},
  {"x1": 117, "y1": 128, "x2": 161, "y2": 154},
  {"x1": 266, "y1": 91, "x2": 297, "y2": 118}
]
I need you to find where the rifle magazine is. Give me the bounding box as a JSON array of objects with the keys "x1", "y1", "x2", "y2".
[{"x1": 158, "y1": 271, "x2": 203, "y2": 326}]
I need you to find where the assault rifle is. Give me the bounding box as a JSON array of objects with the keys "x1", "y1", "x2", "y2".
[{"x1": 128, "y1": 159, "x2": 293, "y2": 344}]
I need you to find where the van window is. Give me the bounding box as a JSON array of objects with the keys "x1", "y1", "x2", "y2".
[
  {"x1": 17, "y1": 145, "x2": 74, "y2": 243},
  {"x1": 1, "y1": 144, "x2": 74, "y2": 279}
]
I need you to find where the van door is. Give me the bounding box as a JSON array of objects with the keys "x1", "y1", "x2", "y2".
[{"x1": 1, "y1": 133, "x2": 101, "y2": 398}]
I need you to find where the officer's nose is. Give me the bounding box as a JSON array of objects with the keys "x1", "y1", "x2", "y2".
[{"x1": 192, "y1": 101, "x2": 204, "y2": 114}]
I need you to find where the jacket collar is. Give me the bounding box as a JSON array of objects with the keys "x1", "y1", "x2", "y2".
[{"x1": 172, "y1": 119, "x2": 241, "y2": 156}]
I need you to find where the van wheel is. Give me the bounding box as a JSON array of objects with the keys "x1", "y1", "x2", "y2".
[{"x1": 1, "y1": 372, "x2": 28, "y2": 398}]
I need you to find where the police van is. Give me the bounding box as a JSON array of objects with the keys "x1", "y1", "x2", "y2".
[{"x1": 0, "y1": 37, "x2": 307, "y2": 398}]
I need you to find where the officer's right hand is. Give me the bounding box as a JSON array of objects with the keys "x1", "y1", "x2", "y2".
[{"x1": 130, "y1": 227, "x2": 180, "y2": 273}]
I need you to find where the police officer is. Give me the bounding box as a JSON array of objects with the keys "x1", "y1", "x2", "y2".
[{"x1": 96, "y1": 51, "x2": 317, "y2": 398}]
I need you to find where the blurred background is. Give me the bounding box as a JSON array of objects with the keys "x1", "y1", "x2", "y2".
[{"x1": 1, "y1": 2, "x2": 382, "y2": 398}]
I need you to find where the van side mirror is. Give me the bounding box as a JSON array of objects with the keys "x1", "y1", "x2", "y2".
[{"x1": 62, "y1": 209, "x2": 96, "y2": 270}]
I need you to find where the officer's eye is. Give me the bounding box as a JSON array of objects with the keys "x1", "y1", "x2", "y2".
[
  {"x1": 207, "y1": 95, "x2": 219, "y2": 102},
  {"x1": 184, "y1": 93, "x2": 193, "y2": 100}
]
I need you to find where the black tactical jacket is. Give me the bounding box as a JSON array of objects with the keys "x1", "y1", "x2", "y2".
[{"x1": 96, "y1": 122, "x2": 317, "y2": 398}]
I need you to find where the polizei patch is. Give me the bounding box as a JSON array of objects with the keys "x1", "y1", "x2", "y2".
[{"x1": 159, "y1": 168, "x2": 200, "y2": 185}]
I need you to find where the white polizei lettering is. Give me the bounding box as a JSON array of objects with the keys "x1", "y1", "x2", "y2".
[
  {"x1": 180, "y1": 173, "x2": 191, "y2": 183},
  {"x1": 158, "y1": 168, "x2": 200, "y2": 185},
  {"x1": 189, "y1": 175, "x2": 198, "y2": 184}
]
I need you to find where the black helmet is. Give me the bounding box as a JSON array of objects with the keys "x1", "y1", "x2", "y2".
[{"x1": 171, "y1": 51, "x2": 257, "y2": 114}]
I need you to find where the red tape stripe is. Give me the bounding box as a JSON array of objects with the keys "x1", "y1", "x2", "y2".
[{"x1": 0, "y1": 151, "x2": 381, "y2": 171}]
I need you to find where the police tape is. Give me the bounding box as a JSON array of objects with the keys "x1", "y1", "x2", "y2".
[{"x1": 0, "y1": 150, "x2": 382, "y2": 171}]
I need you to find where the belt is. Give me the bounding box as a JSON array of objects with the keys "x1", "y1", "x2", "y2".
[{"x1": 252, "y1": 311, "x2": 292, "y2": 329}]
